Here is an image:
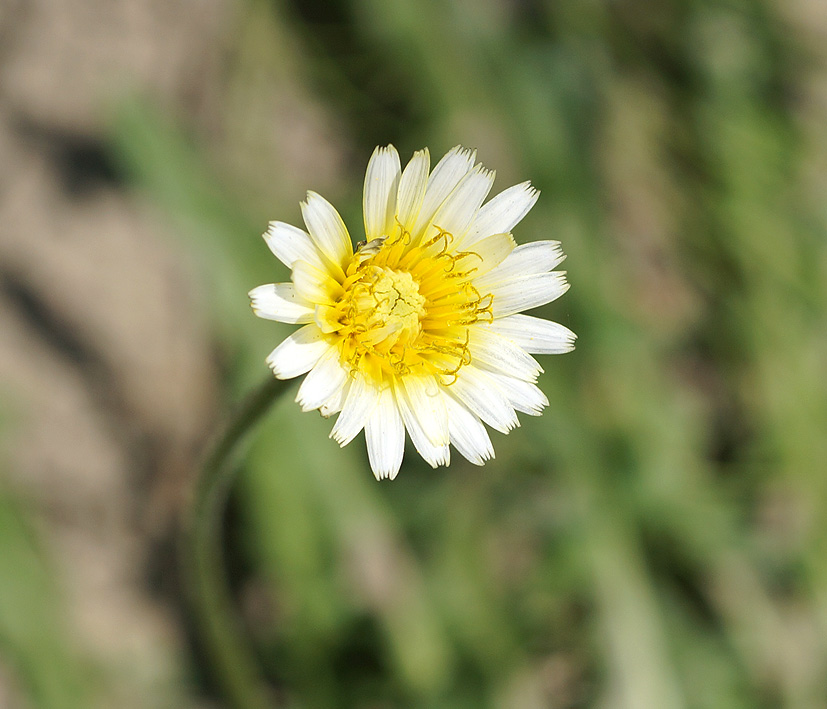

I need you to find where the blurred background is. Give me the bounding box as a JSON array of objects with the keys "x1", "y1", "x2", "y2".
[{"x1": 1, "y1": 0, "x2": 826, "y2": 707}]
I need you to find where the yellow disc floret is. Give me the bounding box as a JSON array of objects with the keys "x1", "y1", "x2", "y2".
[{"x1": 315, "y1": 227, "x2": 493, "y2": 385}]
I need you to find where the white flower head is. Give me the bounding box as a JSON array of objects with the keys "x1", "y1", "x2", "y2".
[{"x1": 250, "y1": 145, "x2": 575, "y2": 480}]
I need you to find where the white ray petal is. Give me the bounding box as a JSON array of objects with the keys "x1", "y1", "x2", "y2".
[
  {"x1": 291, "y1": 259, "x2": 344, "y2": 306},
  {"x1": 468, "y1": 326, "x2": 543, "y2": 381},
  {"x1": 488, "y1": 272, "x2": 569, "y2": 318},
  {"x1": 412, "y1": 145, "x2": 477, "y2": 238},
  {"x1": 464, "y1": 232, "x2": 515, "y2": 279},
  {"x1": 365, "y1": 387, "x2": 405, "y2": 480},
  {"x1": 487, "y1": 314, "x2": 577, "y2": 354},
  {"x1": 476, "y1": 240, "x2": 566, "y2": 289},
  {"x1": 295, "y1": 347, "x2": 349, "y2": 412},
  {"x1": 396, "y1": 149, "x2": 430, "y2": 232},
  {"x1": 398, "y1": 376, "x2": 449, "y2": 446},
  {"x1": 444, "y1": 394, "x2": 494, "y2": 466},
  {"x1": 429, "y1": 165, "x2": 495, "y2": 240},
  {"x1": 330, "y1": 374, "x2": 379, "y2": 446},
  {"x1": 397, "y1": 405, "x2": 450, "y2": 468},
  {"x1": 266, "y1": 325, "x2": 330, "y2": 379},
  {"x1": 465, "y1": 182, "x2": 539, "y2": 244},
  {"x1": 449, "y1": 365, "x2": 518, "y2": 433},
  {"x1": 395, "y1": 378, "x2": 450, "y2": 468},
  {"x1": 263, "y1": 221, "x2": 325, "y2": 271},
  {"x1": 320, "y1": 377, "x2": 351, "y2": 418},
  {"x1": 485, "y1": 372, "x2": 549, "y2": 415},
  {"x1": 363, "y1": 145, "x2": 401, "y2": 240},
  {"x1": 301, "y1": 191, "x2": 353, "y2": 266},
  {"x1": 248, "y1": 283, "x2": 315, "y2": 324}
]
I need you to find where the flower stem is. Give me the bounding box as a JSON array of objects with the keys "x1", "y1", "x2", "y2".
[{"x1": 182, "y1": 375, "x2": 290, "y2": 709}]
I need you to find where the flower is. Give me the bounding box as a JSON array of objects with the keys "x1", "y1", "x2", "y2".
[{"x1": 250, "y1": 145, "x2": 575, "y2": 479}]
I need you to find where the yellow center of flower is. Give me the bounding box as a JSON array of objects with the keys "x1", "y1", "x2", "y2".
[
  {"x1": 344, "y1": 266, "x2": 426, "y2": 349},
  {"x1": 317, "y1": 228, "x2": 493, "y2": 384}
]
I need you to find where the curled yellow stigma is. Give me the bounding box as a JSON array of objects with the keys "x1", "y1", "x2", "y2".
[{"x1": 315, "y1": 227, "x2": 493, "y2": 384}]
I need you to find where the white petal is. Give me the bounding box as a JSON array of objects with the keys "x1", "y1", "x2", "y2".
[
  {"x1": 486, "y1": 372, "x2": 548, "y2": 415},
  {"x1": 429, "y1": 165, "x2": 495, "y2": 240},
  {"x1": 465, "y1": 182, "x2": 539, "y2": 244},
  {"x1": 320, "y1": 377, "x2": 350, "y2": 418},
  {"x1": 487, "y1": 314, "x2": 577, "y2": 354},
  {"x1": 397, "y1": 405, "x2": 450, "y2": 468},
  {"x1": 398, "y1": 376, "x2": 449, "y2": 446},
  {"x1": 295, "y1": 347, "x2": 349, "y2": 412},
  {"x1": 444, "y1": 395, "x2": 494, "y2": 466},
  {"x1": 488, "y1": 272, "x2": 570, "y2": 318},
  {"x1": 476, "y1": 241, "x2": 566, "y2": 289},
  {"x1": 395, "y1": 377, "x2": 450, "y2": 468},
  {"x1": 363, "y1": 145, "x2": 401, "y2": 240},
  {"x1": 365, "y1": 387, "x2": 405, "y2": 480},
  {"x1": 468, "y1": 326, "x2": 543, "y2": 381},
  {"x1": 412, "y1": 146, "x2": 477, "y2": 238},
  {"x1": 263, "y1": 221, "x2": 325, "y2": 271},
  {"x1": 330, "y1": 374, "x2": 378, "y2": 446},
  {"x1": 301, "y1": 191, "x2": 353, "y2": 266},
  {"x1": 266, "y1": 325, "x2": 330, "y2": 379},
  {"x1": 249, "y1": 283, "x2": 314, "y2": 324},
  {"x1": 449, "y1": 365, "x2": 518, "y2": 433},
  {"x1": 291, "y1": 259, "x2": 344, "y2": 306},
  {"x1": 396, "y1": 149, "x2": 430, "y2": 232},
  {"x1": 463, "y1": 232, "x2": 515, "y2": 279}
]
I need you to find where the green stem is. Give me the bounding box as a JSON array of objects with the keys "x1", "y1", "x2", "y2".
[{"x1": 182, "y1": 375, "x2": 290, "y2": 709}]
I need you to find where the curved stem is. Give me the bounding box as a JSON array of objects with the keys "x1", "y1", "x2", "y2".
[{"x1": 182, "y1": 375, "x2": 290, "y2": 709}]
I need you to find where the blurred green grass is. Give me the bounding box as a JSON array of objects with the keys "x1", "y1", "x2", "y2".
[
  {"x1": 5, "y1": 0, "x2": 827, "y2": 706},
  {"x1": 0, "y1": 456, "x2": 93, "y2": 708}
]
